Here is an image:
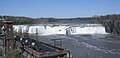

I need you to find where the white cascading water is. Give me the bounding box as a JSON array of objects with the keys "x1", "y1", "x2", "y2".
[{"x1": 13, "y1": 24, "x2": 107, "y2": 35}]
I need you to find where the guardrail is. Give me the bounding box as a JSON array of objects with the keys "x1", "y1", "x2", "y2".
[{"x1": 15, "y1": 36, "x2": 67, "y2": 58}]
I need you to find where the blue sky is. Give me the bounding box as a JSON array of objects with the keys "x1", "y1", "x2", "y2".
[{"x1": 0, "y1": 0, "x2": 120, "y2": 18}]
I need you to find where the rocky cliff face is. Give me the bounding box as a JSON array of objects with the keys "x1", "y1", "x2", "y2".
[
  {"x1": 103, "y1": 20, "x2": 120, "y2": 34},
  {"x1": 99, "y1": 14, "x2": 120, "y2": 34}
]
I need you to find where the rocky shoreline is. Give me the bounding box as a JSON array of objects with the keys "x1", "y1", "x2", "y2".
[{"x1": 102, "y1": 20, "x2": 120, "y2": 34}]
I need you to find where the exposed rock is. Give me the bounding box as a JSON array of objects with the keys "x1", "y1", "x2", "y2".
[{"x1": 103, "y1": 20, "x2": 120, "y2": 34}]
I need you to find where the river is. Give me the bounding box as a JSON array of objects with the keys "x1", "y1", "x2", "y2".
[
  {"x1": 38, "y1": 34, "x2": 120, "y2": 58},
  {"x1": 13, "y1": 23, "x2": 120, "y2": 58}
]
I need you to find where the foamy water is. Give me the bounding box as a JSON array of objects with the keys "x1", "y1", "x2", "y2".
[{"x1": 13, "y1": 24, "x2": 108, "y2": 35}]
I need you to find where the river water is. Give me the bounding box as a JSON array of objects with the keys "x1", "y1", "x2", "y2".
[
  {"x1": 13, "y1": 24, "x2": 120, "y2": 58},
  {"x1": 38, "y1": 34, "x2": 120, "y2": 58}
]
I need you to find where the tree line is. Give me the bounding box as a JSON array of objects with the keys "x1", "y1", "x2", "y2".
[
  {"x1": 0, "y1": 14, "x2": 120, "y2": 27},
  {"x1": 0, "y1": 16, "x2": 35, "y2": 28}
]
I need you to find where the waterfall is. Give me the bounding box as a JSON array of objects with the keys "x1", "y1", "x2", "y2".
[{"x1": 13, "y1": 24, "x2": 107, "y2": 35}]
